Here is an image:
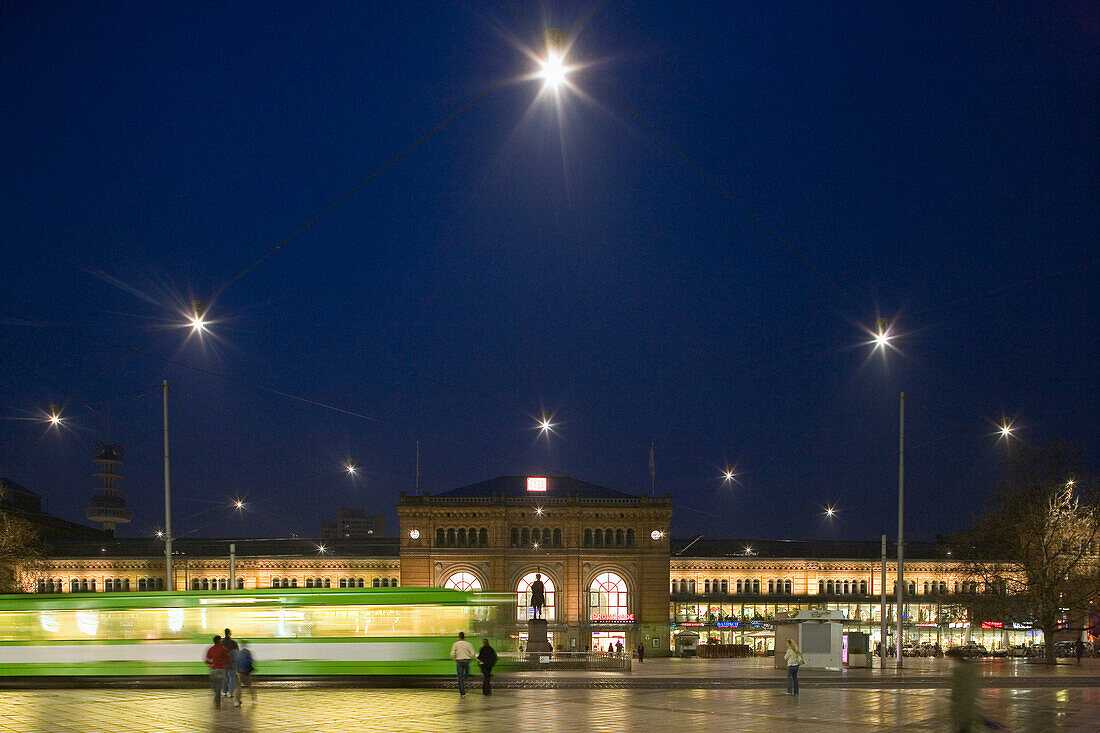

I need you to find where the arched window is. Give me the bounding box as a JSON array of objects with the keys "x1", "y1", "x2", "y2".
[
  {"x1": 457, "y1": 528, "x2": 467, "y2": 547},
  {"x1": 357, "y1": 578, "x2": 365, "y2": 587},
  {"x1": 200, "y1": 579, "x2": 209, "y2": 591},
  {"x1": 372, "y1": 578, "x2": 381, "y2": 587},
  {"x1": 553, "y1": 528, "x2": 562, "y2": 547},
  {"x1": 768, "y1": 580, "x2": 774, "y2": 594},
  {"x1": 340, "y1": 578, "x2": 348, "y2": 588},
  {"x1": 517, "y1": 572, "x2": 556, "y2": 621},
  {"x1": 390, "y1": 578, "x2": 398, "y2": 587},
  {"x1": 510, "y1": 528, "x2": 519, "y2": 546},
  {"x1": 194, "y1": 579, "x2": 203, "y2": 590},
  {"x1": 584, "y1": 529, "x2": 592, "y2": 547},
  {"x1": 436, "y1": 528, "x2": 446, "y2": 546},
  {"x1": 737, "y1": 580, "x2": 743, "y2": 593},
  {"x1": 671, "y1": 580, "x2": 677, "y2": 594},
  {"x1": 447, "y1": 528, "x2": 456, "y2": 546},
  {"x1": 721, "y1": 579, "x2": 728, "y2": 593},
  {"x1": 323, "y1": 578, "x2": 330, "y2": 588},
  {"x1": 689, "y1": 579, "x2": 696, "y2": 593},
  {"x1": 479, "y1": 528, "x2": 488, "y2": 546},
  {"x1": 626, "y1": 529, "x2": 634, "y2": 547},
  {"x1": 443, "y1": 572, "x2": 482, "y2": 591},
  {"x1": 290, "y1": 578, "x2": 297, "y2": 587},
  {"x1": 924, "y1": 581, "x2": 930, "y2": 594},
  {"x1": 521, "y1": 528, "x2": 530, "y2": 546},
  {"x1": 594, "y1": 530, "x2": 603, "y2": 547},
  {"x1": 137, "y1": 579, "x2": 146, "y2": 591},
  {"x1": 542, "y1": 528, "x2": 551, "y2": 546},
  {"x1": 818, "y1": 580, "x2": 825, "y2": 594},
  {"x1": 589, "y1": 572, "x2": 629, "y2": 618},
  {"x1": 860, "y1": 580, "x2": 867, "y2": 594},
  {"x1": 907, "y1": 581, "x2": 916, "y2": 595},
  {"x1": 785, "y1": 580, "x2": 793, "y2": 594},
  {"x1": 752, "y1": 580, "x2": 759, "y2": 594},
  {"x1": 843, "y1": 581, "x2": 849, "y2": 594},
  {"x1": 306, "y1": 578, "x2": 314, "y2": 588},
  {"x1": 616, "y1": 529, "x2": 624, "y2": 546},
  {"x1": 705, "y1": 580, "x2": 711, "y2": 594}
]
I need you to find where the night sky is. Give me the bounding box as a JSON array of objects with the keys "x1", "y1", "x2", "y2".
[{"x1": 2, "y1": 2, "x2": 1096, "y2": 544}]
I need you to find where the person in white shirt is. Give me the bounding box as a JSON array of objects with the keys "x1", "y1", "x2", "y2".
[
  {"x1": 783, "y1": 638, "x2": 804, "y2": 695},
  {"x1": 450, "y1": 631, "x2": 476, "y2": 696}
]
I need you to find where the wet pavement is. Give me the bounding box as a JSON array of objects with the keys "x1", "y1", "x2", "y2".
[{"x1": 2, "y1": 685, "x2": 1099, "y2": 732}]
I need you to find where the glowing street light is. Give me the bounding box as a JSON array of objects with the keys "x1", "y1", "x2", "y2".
[
  {"x1": 47, "y1": 404, "x2": 62, "y2": 427},
  {"x1": 536, "y1": 410, "x2": 555, "y2": 436},
  {"x1": 534, "y1": 506, "x2": 544, "y2": 516},
  {"x1": 155, "y1": 530, "x2": 164, "y2": 539},
  {"x1": 824, "y1": 505, "x2": 837, "y2": 518},
  {"x1": 998, "y1": 420, "x2": 1015, "y2": 440},
  {"x1": 317, "y1": 544, "x2": 328, "y2": 554},
  {"x1": 233, "y1": 498, "x2": 245, "y2": 510},
  {"x1": 189, "y1": 301, "x2": 207, "y2": 332},
  {"x1": 871, "y1": 318, "x2": 893, "y2": 350},
  {"x1": 345, "y1": 461, "x2": 357, "y2": 476},
  {"x1": 539, "y1": 28, "x2": 569, "y2": 91},
  {"x1": 722, "y1": 465, "x2": 736, "y2": 483}
]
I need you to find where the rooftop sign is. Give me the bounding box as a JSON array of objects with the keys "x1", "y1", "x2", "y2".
[{"x1": 526, "y1": 477, "x2": 547, "y2": 492}]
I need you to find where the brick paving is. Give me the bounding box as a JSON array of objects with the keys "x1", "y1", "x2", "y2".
[{"x1": 2, "y1": 685, "x2": 1100, "y2": 732}]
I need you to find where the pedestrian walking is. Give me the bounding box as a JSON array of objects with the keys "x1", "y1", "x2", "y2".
[
  {"x1": 204, "y1": 635, "x2": 230, "y2": 709},
  {"x1": 477, "y1": 638, "x2": 497, "y2": 695},
  {"x1": 234, "y1": 640, "x2": 257, "y2": 706},
  {"x1": 221, "y1": 628, "x2": 240, "y2": 698},
  {"x1": 783, "y1": 638, "x2": 804, "y2": 696},
  {"x1": 1075, "y1": 639, "x2": 1084, "y2": 665},
  {"x1": 450, "y1": 631, "x2": 476, "y2": 697},
  {"x1": 616, "y1": 641, "x2": 623, "y2": 656},
  {"x1": 637, "y1": 643, "x2": 645, "y2": 663}
]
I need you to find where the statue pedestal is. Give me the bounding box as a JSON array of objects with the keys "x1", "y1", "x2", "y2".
[{"x1": 526, "y1": 618, "x2": 553, "y2": 655}]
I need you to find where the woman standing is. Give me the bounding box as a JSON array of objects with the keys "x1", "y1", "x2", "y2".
[{"x1": 784, "y1": 638, "x2": 804, "y2": 695}]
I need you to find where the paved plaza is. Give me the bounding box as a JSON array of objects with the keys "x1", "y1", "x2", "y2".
[
  {"x1": 2, "y1": 659, "x2": 1099, "y2": 732},
  {"x1": 2, "y1": 685, "x2": 1100, "y2": 732}
]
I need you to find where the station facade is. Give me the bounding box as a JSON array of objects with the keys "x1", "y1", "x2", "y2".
[{"x1": 16, "y1": 474, "x2": 1076, "y2": 655}]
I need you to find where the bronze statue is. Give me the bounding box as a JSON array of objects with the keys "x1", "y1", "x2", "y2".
[{"x1": 530, "y1": 573, "x2": 546, "y2": 619}]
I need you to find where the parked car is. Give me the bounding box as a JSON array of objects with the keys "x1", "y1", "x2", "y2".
[
  {"x1": 1055, "y1": 641, "x2": 1094, "y2": 658},
  {"x1": 1006, "y1": 644, "x2": 1030, "y2": 658},
  {"x1": 946, "y1": 643, "x2": 988, "y2": 659},
  {"x1": 919, "y1": 642, "x2": 943, "y2": 657}
]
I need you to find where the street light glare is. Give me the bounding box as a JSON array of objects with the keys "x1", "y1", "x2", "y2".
[
  {"x1": 540, "y1": 51, "x2": 567, "y2": 90},
  {"x1": 999, "y1": 421, "x2": 1014, "y2": 439},
  {"x1": 345, "y1": 461, "x2": 357, "y2": 475},
  {"x1": 825, "y1": 505, "x2": 837, "y2": 518},
  {"x1": 535, "y1": 506, "x2": 544, "y2": 516}
]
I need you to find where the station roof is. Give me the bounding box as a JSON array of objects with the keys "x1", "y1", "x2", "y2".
[
  {"x1": 45, "y1": 537, "x2": 401, "y2": 559},
  {"x1": 427, "y1": 475, "x2": 645, "y2": 500},
  {"x1": 670, "y1": 537, "x2": 947, "y2": 561}
]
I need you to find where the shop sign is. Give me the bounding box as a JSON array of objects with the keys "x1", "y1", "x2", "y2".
[
  {"x1": 716, "y1": 621, "x2": 738, "y2": 628},
  {"x1": 1009, "y1": 622, "x2": 1032, "y2": 630},
  {"x1": 679, "y1": 621, "x2": 703, "y2": 627},
  {"x1": 590, "y1": 613, "x2": 634, "y2": 622},
  {"x1": 949, "y1": 622, "x2": 970, "y2": 628},
  {"x1": 916, "y1": 623, "x2": 937, "y2": 627},
  {"x1": 980, "y1": 621, "x2": 1003, "y2": 629}
]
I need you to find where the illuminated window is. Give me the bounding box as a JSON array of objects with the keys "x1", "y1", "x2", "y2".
[
  {"x1": 517, "y1": 572, "x2": 556, "y2": 621},
  {"x1": 589, "y1": 572, "x2": 629, "y2": 617},
  {"x1": 443, "y1": 572, "x2": 482, "y2": 591}
]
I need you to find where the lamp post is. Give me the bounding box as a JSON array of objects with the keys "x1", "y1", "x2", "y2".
[
  {"x1": 161, "y1": 379, "x2": 173, "y2": 591},
  {"x1": 896, "y1": 391, "x2": 905, "y2": 667}
]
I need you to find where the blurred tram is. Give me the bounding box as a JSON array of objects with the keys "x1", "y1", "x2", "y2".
[{"x1": 0, "y1": 587, "x2": 503, "y2": 677}]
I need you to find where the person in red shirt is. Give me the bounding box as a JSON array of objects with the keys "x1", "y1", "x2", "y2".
[{"x1": 204, "y1": 635, "x2": 230, "y2": 709}]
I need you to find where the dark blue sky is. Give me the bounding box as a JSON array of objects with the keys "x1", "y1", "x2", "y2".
[{"x1": 2, "y1": 2, "x2": 1096, "y2": 542}]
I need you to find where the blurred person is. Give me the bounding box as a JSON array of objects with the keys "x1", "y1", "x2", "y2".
[
  {"x1": 476, "y1": 638, "x2": 497, "y2": 695},
  {"x1": 221, "y1": 628, "x2": 240, "y2": 697},
  {"x1": 234, "y1": 640, "x2": 256, "y2": 706},
  {"x1": 450, "y1": 631, "x2": 475, "y2": 697},
  {"x1": 204, "y1": 635, "x2": 230, "y2": 709},
  {"x1": 783, "y1": 638, "x2": 804, "y2": 695},
  {"x1": 637, "y1": 642, "x2": 645, "y2": 663}
]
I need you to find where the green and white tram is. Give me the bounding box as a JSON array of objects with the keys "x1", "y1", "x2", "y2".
[{"x1": 0, "y1": 587, "x2": 501, "y2": 677}]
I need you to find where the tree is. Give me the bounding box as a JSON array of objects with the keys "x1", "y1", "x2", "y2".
[
  {"x1": 959, "y1": 442, "x2": 1100, "y2": 664},
  {"x1": 0, "y1": 508, "x2": 46, "y2": 593}
]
